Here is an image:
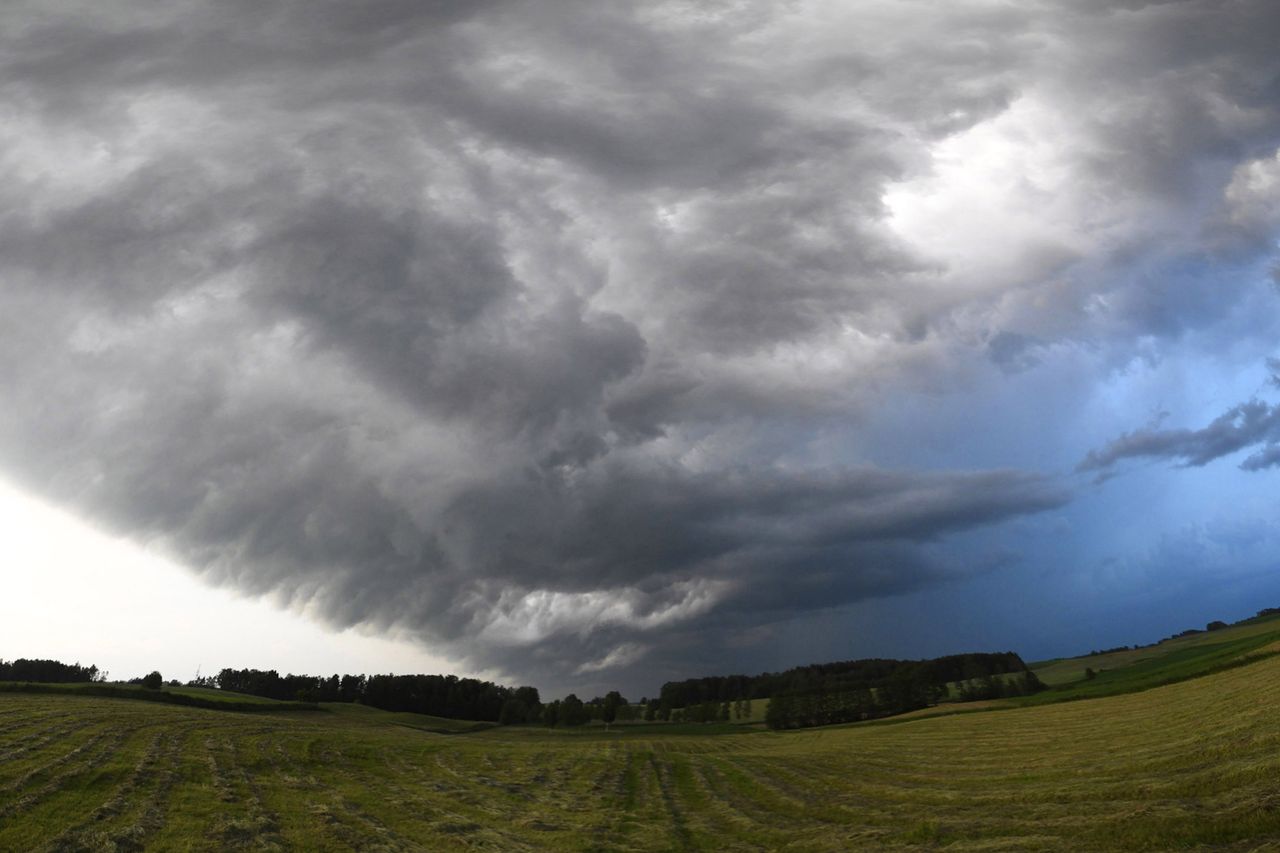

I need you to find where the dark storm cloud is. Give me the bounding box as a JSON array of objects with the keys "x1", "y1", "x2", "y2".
[
  {"x1": 2, "y1": 0, "x2": 1279, "y2": 688},
  {"x1": 1081, "y1": 398, "x2": 1280, "y2": 475}
]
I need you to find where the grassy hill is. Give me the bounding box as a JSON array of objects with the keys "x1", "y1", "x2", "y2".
[
  {"x1": 0, "y1": 681, "x2": 318, "y2": 712},
  {"x1": 1027, "y1": 613, "x2": 1280, "y2": 699},
  {"x1": 320, "y1": 701, "x2": 497, "y2": 734},
  {"x1": 5, "y1": 646, "x2": 1280, "y2": 849}
]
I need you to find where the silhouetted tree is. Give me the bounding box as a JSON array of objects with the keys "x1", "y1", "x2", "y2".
[
  {"x1": 0, "y1": 659, "x2": 103, "y2": 683},
  {"x1": 561, "y1": 694, "x2": 588, "y2": 726},
  {"x1": 499, "y1": 698, "x2": 525, "y2": 725},
  {"x1": 600, "y1": 691, "x2": 624, "y2": 727}
]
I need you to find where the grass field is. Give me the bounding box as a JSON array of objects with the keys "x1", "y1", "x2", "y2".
[
  {"x1": 0, "y1": 681, "x2": 318, "y2": 713},
  {"x1": 1030, "y1": 614, "x2": 1280, "y2": 686},
  {"x1": 4, "y1": 649, "x2": 1280, "y2": 850}
]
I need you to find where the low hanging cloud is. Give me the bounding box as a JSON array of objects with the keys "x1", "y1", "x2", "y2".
[
  {"x1": 1081, "y1": 397, "x2": 1280, "y2": 476},
  {"x1": 2, "y1": 0, "x2": 1279, "y2": 687}
]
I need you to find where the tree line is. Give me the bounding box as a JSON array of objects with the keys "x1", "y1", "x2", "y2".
[
  {"x1": 205, "y1": 672, "x2": 654, "y2": 728},
  {"x1": 204, "y1": 668, "x2": 544, "y2": 723},
  {"x1": 763, "y1": 669, "x2": 1046, "y2": 729},
  {"x1": 0, "y1": 658, "x2": 105, "y2": 683},
  {"x1": 649, "y1": 652, "x2": 1042, "y2": 731},
  {"x1": 0, "y1": 656, "x2": 629, "y2": 727},
  {"x1": 658, "y1": 652, "x2": 1032, "y2": 710}
]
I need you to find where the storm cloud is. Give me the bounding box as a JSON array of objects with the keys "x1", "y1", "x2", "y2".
[
  {"x1": 2, "y1": 0, "x2": 1279, "y2": 688},
  {"x1": 1081, "y1": 396, "x2": 1280, "y2": 475}
]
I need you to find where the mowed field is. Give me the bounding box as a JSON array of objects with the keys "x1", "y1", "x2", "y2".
[{"x1": 5, "y1": 652, "x2": 1280, "y2": 851}]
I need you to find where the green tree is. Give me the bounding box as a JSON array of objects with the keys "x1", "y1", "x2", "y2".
[
  {"x1": 141, "y1": 671, "x2": 163, "y2": 690},
  {"x1": 601, "y1": 691, "x2": 624, "y2": 728},
  {"x1": 765, "y1": 693, "x2": 792, "y2": 729},
  {"x1": 562, "y1": 694, "x2": 588, "y2": 726},
  {"x1": 499, "y1": 698, "x2": 525, "y2": 725}
]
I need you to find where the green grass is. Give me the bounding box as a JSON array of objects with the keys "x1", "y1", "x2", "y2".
[
  {"x1": 1030, "y1": 612, "x2": 1280, "y2": 685},
  {"x1": 5, "y1": 651, "x2": 1280, "y2": 850},
  {"x1": 0, "y1": 681, "x2": 319, "y2": 713},
  {"x1": 1026, "y1": 614, "x2": 1280, "y2": 705},
  {"x1": 165, "y1": 685, "x2": 297, "y2": 705},
  {"x1": 320, "y1": 702, "x2": 497, "y2": 734}
]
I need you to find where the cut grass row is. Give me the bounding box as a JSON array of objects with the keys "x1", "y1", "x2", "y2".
[{"x1": 6, "y1": 649, "x2": 1280, "y2": 850}]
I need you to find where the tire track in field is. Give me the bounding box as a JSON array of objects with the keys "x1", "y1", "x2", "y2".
[
  {"x1": 379, "y1": 750, "x2": 495, "y2": 837},
  {"x1": 0, "y1": 719, "x2": 93, "y2": 766},
  {"x1": 0, "y1": 712, "x2": 83, "y2": 751},
  {"x1": 371, "y1": 747, "x2": 535, "y2": 845},
  {"x1": 646, "y1": 751, "x2": 693, "y2": 849},
  {"x1": 580, "y1": 745, "x2": 643, "y2": 850},
  {"x1": 0, "y1": 728, "x2": 129, "y2": 823},
  {"x1": 263, "y1": 732, "x2": 424, "y2": 852},
  {"x1": 40, "y1": 724, "x2": 187, "y2": 852},
  {"x1": 90, "y1": 728, "x2": 188, "y2": 853},
  {"x1": 424, "y1": 749, "x2": 540, "y2": 841},
  {"x1": 206, "y1": 734, "x2": 286, "y2": 851},
  {"x1": 391, "y1": 741, "x2": 572, "y2": 848},
  {"x1": 720, "y1": 754, "x2": 879, "y2": 830},
  {"x1": 716, "y1": 753, "x2": 814, "y2": 819},
  {"x1": 0, "y1": 729, "x2": 110, "y2": 796},
  {"x1": 690, "y1": 757, "x2": 788, "y2": 841}
]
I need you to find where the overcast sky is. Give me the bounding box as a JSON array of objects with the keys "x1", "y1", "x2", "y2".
[{"x1": 2, "y1": 0, "x2": 1279, "y2": 697}]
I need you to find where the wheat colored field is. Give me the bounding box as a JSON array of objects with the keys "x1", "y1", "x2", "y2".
[{"x1": 4, "y1": 653, "x2": 1280, "y2": 852}]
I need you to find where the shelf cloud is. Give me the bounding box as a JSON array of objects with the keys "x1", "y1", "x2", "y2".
[{"x1": 2, "y1": 0, "x2": 1278, "y2": 687}]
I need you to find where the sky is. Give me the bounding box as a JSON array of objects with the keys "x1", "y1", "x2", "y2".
[{"x1": 1, "y1": 0, "x2": 1279, "y2": 698}]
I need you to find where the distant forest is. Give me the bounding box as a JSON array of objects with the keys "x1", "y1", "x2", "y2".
[
  {"x1": 659, "y1": 651, "x2": 1031, "y2": 707},
  {"x1": 657, "y1": 652, "x2": 1041, "y2": 729},
  {"x1": 205, "y1": 669, "x2": 543, "y2": 724}
]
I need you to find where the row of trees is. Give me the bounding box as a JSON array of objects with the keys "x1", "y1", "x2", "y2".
[
  {"x1": 208, "y1": 668, "x2": 541, "y2": 723},
  {"x1": 659, "y1": 652, "x2": 1032, "y2": 710},
  {"x1": 0, "y1": 657, "x2": 636, "y2": 728},
  {"x1": 541, "y1": 691, "x2": 636, "y2": 727},
  {"x1": 765, "y1": 670, "x2": 1046, "y2": 729},
  {"x1": 0, "y1": 659, "x2": 105, "y2": 683}
]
